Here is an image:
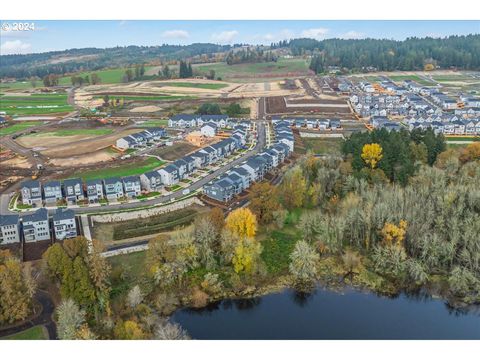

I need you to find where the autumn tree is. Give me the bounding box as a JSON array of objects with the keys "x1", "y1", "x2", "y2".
[
  {"x1": 459, "y1": 142, "x2": 480, "y2": 164},
  {"x1": 154, "y1": 320, "x2": 190, "y2": 340},
  {"x1": 225, "y1": 208, "x2": 258, "y2": 239},
  {"x1": 280, "y1": 166, "x2": 307, "y2": 209},
  {"x1": 0, "y1": 250, "x2": 37, "y2": 325},
  {"x1": 56, "y1": 298, "x2": 86, "y2": 340},
  {"x1": 361, "y1": 143, "x2": 383, "y2": 169},
  {"x1": 114, "y1": 320, "x2": 145, "y2": 340},
  {"x1": 127, "y1": 285, "x2": 144, "y2": 309},
  {"x1": 232, "y1": 238, "x2": 262, "y2": 275},
  {"x1": 380, "y1": 220, "x2": 407, "y2": 247},
  {"x1": 207, "y1": 207, "x2": 225, "y2": 236},
  {"x1": 289, "y1": 240, "x2": 320, "y2": 287},
  {"x1": 248, "y1": 181, "x2": 281, "y2": 224},
  {"x1": 194, "y1": 217, "x2": 217, "y2": 269}
]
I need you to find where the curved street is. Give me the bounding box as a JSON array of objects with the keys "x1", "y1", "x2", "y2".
[{"x1": 0, "y1": 121, "x2": 266, "y2": 216}]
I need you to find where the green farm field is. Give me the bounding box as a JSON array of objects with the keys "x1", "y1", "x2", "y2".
[
  {"x1": 0, "y1": 93, "x2": 73, "y2": 116},
  {"x1": 25, "y1": 128, "x2": 114, "y2": 137},
  {"x1": 387, "y1": 75, "x2": 434, "y2": 86},
  {"x1": 1, "y1": 325, "x2": 48, "y2": 340},
  {"x1": 160, "y1": 82, "x2": 228, "y2": 90}
]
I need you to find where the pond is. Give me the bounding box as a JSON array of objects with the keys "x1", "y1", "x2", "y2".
[{"x1": 172, "y1": 287, "x2": 480, "y2": 339}]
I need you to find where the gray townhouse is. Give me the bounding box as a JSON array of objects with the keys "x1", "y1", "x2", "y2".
[
  {"x1": 264, "y1": 148, "x2": 280, "y2": 167},
  {"x1": 229, "y1": 166, "x2": 252, "y2": 189},
  {"x1": 172, "y1": 159, "x2": 188, "y2": 179},
  {"x1": 168, "y1": 114, "x2": 199, "y2": 128},
  {"x1": 104, "y1": 177, "x2": 124, "y2": 201},
  {"x1": 21, "y1": 180, "x2": 43, "y2": 207},
  {"x1": 242, "y1": 157, "x2": 266, "y2": 182},
  {"x1": 224, "y1": 172, "x2": 244, "y2": 194},
  {"x1": 182, "y1": 155, "x2": 196, "y2": 174},
  {"x1": 22, "y1": 208, "x2": 50, "y2": 242},
  {"x1": 122, "y1": 176, "x2": 142, "y2": 198},
  {"x1": 43, "y1": 180, "x2": 63, "y2": 205},
  {"x1": 157, "y1": 164, "x2": 180, "y2": 186},
  {"x1": 52, "y1": 208, "x2": 77, "y2": 241},
  {"x1": 203, "y1": 177, "x2": 236, "y2": 203},
  {"x1": 259, "y1": 152, "x2": 274, "y2": 171},
  {"x1": 140, "y1": 171, "x2": 163, "y2": 192},
  {"x1": 200, "y1": 146, "x2": 217, "y2": 164},
  {"x1": 190, "y1": 151, "x2": 209, "y2": 168},
  {"x1": 63, "y1": 178, "x2": 84, "y2": 204},
  {"x1": 86, "y1": 179, "x2": 104, "y2": 203},
  {"x1": 0, "y1": 214, "x2": 20, "y2": 245}
]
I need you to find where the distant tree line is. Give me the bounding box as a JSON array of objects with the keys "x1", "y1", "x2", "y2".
[
  {"x1": 179, "y1": 60, "x2": 193, "y2": 78},
  {"x1": 195, "y1": 102, "x2": 250, "y2": 117},
  {"x1": 225, "y1": 48, "x2": 278, "y2": 65},
  {"x1": 298, "y1": 35, "x2": 480, "y2": 73}
]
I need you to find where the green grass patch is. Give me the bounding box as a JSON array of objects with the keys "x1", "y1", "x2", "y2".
[
  {"x1": 137, "y1": 191, "x2": 160, "y2": 200},
  {"x1": 0, "y1": 93, "x2": 73, "y2": 116},
  {"x1": 161, "y1": 82, "x2": 228, "y2": 90},
  {"x1": 26, "y1": 128, "x2": 113, "y2": 137},
  {"x1": 431, "y1": 75, "x2": 474, "y2": 82},
  {"x1": 108, "y1": 251, "x2": 147, "y2": 298},
  {"x1": 1, "y1": 325, "x2": 48, "y2": 340},
  {"x1": 138, "y1": 119, "x2": 169, "y2": 127},
  {"x1": 302, "y1": 137, "x2": 343, "y2": 155},
  {"x1": 0, "y1": 121, "x2": 42, "y2": 136},
  {"x1": 261, "y1": 229, "x2": 299, "y2": 275},
  {"x1": 387, "y1": 75, "x2": 434, "y2": 86},
  {"x1": 74, "y1": 157, "x2": 166, "y2": 181}
]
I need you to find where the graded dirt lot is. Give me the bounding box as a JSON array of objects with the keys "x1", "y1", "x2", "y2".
[
  {"x1": 152, "y1": 141, "x2": 199, "y2": 160},
  {"x1": 129, "y1": 105, "x2": 162, "y2": 113},
  {"x1": 49, "y1": 149, "x2": 117, "y2": 167}
]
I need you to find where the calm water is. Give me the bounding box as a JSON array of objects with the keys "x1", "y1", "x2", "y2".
[{"x1": 172, "y1": 287, "x2": 480, "y2": 339}]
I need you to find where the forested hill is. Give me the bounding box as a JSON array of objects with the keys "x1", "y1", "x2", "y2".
[
  {"x1": 0, "y1": 43, "x2": 232, "y2": 79},
  {"x1": 276, "y1": 35, "x2": 480, "y2": 72}
]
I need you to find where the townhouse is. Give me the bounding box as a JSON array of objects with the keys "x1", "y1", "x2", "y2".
[
  {"x1": 140, "y1": 171, "x2": 163, "y2": 192},
  {"x1": 22, "y1": 208, "x2": 50, "y2": 242},
  {"x1": 104, "y1": 177, "x2": 124, "y2": 201},
  {"x1": 157, "y1": 164, "x2": 180, "y2": 186},
  {"x1": 122, "y1": 176, "x2": 142, "y2": 198},
  {"x1": 21, "y1": 180, "x2": 43, "y2": 207},
  {"x1": 52, "y1": 209, "x2": 77, "y2": 241},
  {"x1": 86, "y1": 179, "x2": 104, "y2": 203},
  {"x1": 0, "y1": 214, "x2": 20, "y2": 244},
  {"x1": 43, "y1": 180, "x2": 63, "y2": 205},
  {"x1": 63, "y1": 178, "x2": 84, "y2": 204},
  {"x1": 201, "y1": 122, "x2": 218, "y2": 137}
]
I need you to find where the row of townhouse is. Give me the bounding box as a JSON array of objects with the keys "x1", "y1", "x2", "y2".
[
  {"x1": 407, "y1": 118, "x2": 480, "y2": 135},
  {"x1": 0, "y1": 208, "x2": 78, "y2": 245},
  {"x1": 203, "y1": 121, "x2": 294, "y2": 203},
  {"x1": 271, "y1": 116, "x2": 341, "y2": 130},
  {"x1": 168, "y1": 114, "x2": 251, "y2": 130},
  {"x1": 142, "y1": 125, "x2": 250, "y2": 189},
  {"x1": 116, "y1": 128, "x2": 167, "y2": 150},
  {"x1": 21, "y1": 175, "x2": 143, "y2": 207},
  {"x1": 430, "y1": 92, "x2": 459, "y2": 110}
]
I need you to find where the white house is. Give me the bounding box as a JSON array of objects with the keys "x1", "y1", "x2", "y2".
[
  {"x1": 22, "y1": 208, "x2": 50, "y2": 242},
  {"x1": 0, "y1": 215, "x2": 20, "y2": 244},
  {"x1": 201, "y1": 122, "x2": 218, "y2": 137},
  {"x1": 52, "y1": 209, "x2": 77, "y2": 241}
]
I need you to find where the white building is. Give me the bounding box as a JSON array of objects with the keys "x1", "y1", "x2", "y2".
[
  {"x1": 201, "y1": 122, "x2": 218, "y2": 137},
  {"x1": 52, "y1": 209, "x2": 77, "y2": 241},
  {"x1": 0, "y1": 215, "x2": 20, "y2": 244},
  {"x1": 22, "y1": 208, "x2": 50, "y2": 242}
]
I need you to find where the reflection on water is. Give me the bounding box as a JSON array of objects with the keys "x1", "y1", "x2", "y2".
[{"x1": 173, "y1": 286, "x2": 480, "y2": 340}]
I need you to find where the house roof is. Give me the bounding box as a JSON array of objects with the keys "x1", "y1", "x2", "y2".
[
  {"x1": 52, "y1": 208, "x2": 75, "y2": 222},
  {"x1": 162, "y1": 164, "x2": 179, "y2": 173},
  {"x1": 171, "y1": 114, "x2": 197, "y2": 121},
  {"x1": 86, "y1": 179, "x2": 103, "y2": 186},
  {"x1": 64, "y1": 178, "x2": 82, "y2": 187},
  {"x1": 104, "y1": 177, "x2": 122, "y2": 185},
  {"x1": 144, "y1": 170, "x2": 161, "y2": 179},
  {"x1": 22, "y1": 208, "x2": 48, "y2": 223},
  {"x1": 122, "y1": 175, "x2": 140, "y2": 183},
  {"x1": 44, "y1": 180, "x2": 61, "y2": 188},
  {"x1": 0, "y1": 214, "x2": 19, "y2": 227},
  {"x1": 21, "y1": 180, "x2": 40, "y2": 189}
]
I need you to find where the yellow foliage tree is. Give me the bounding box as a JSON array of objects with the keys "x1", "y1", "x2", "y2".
[
  {"x1": 361, "y1": 143, "x2": 383, "y2": 169},
  {"x1": 225, "y1": 208, "x2": 257, "y2": 239},
  {"x1": 381, "y1": 220, "x2": 407, "y2": 247},
  {"x1": 232, "y1": 238, "x2": 262, "y2": 274}
]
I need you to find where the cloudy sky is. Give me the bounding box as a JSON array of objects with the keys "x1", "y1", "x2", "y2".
[{"x1": 1, "y1": 20, "x2": 479, "y2": 55}]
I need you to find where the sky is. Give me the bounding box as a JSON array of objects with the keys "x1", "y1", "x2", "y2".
[{"x1": 1, "y1": 20, "x2": 479, "y2": 55}]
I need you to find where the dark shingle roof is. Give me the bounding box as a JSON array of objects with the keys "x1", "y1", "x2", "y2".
[
  {"x1": 0, "y1": 214, "x2": 19, "y2": 227},
  {"x1": 52, "y1": 208, "x2": 75, "y2": 222},
  {"x1": 22, "y1": 208, "x2": 48, "y2": 223}
]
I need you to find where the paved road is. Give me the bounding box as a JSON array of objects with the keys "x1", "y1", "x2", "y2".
[
  {"x1": 0, "y1": 122, "x2": 266, "y2": 216},
  {"x1": 0, "y1": 290, "x2": 57, "y2": 340}
]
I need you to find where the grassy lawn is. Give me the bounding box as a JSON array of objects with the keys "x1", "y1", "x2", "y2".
[
  {"x1": 0, "y1": 93, "x2": 73, "y2": 116},
  {"x1": 302, "y1": 137, "x2": 343, "y2": 155},
  {"x1": 261, "y1": 228, "x2": 300, "y2": 275},
  {"x1": 363, "y1": 76, "x2": 382, "y2": 82},
  {"x1": 194, "y1": 58, "x2": 311, "y2": 82},
  {"x1": 108, "y1": 251, "x2": 147, "y2": 298},
  {"x1": 1, "y1": 325, "x2": 48, "y2": 340},
  {"x1": 431, "y1": 74, "x2": 474, "y2": 82},
  {"x1": 0, "y1": 121, "x2": 42, "y2": 136},
  {"x1": 387, "y1": 75, "x2": 434, "y2": 86},
  {"x1": 74, "y1": 157, "x2": 166, "y2": 181},
  {"x1": 139, "y1": 119, "x2": 169, "y2": 127},
  {"x1": 26, "y1": 128, "x2": 113, "y2": 137},
  {"x1": 161, "y1": 82, "x2": 228, "y2": 90}
]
